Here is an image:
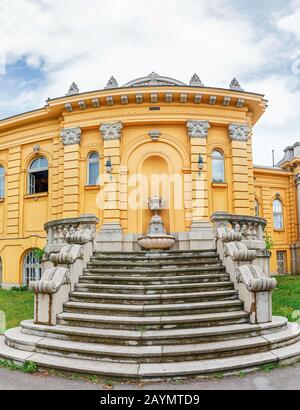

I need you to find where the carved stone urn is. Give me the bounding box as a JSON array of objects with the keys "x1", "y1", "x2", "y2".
[{"x1": 138, "y1": 196, "x2": 176, "y2": 251}]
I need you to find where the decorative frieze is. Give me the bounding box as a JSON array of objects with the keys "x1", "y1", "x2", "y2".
[
  {"x1": 228, "y1": 123, "x2": 251, "y2": 142},
  {"x1": 100, "y1": 122, "x2": 123, "y2": 141},
  {"x1": 60, "y1": 127, "x2": 82, "y2": 146},
  {"x1": 187, "y1": 120, "x2": 210, "y2": 139}
]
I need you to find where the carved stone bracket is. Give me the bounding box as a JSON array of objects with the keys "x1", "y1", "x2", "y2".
[
  {"x1": 228, "y1": 123, "x2": 251, "y2": 142},
  {"x1": 100, "y1": 122, "x2": 123, "y2": 141},
  {"x1": 224, "y1": 242, "x2": 257, "y2": 262},
  {"x1": 187, "y1": 120, "x2": 210, "y2": 139},
  {"x1": 31, "y1": 267, "x2": 70, "y2": 295},
  {"x1": 60, "y1": 127, "x2": 82, "y2": 146},
  {"x1": 236, "y1": 265, "x2": 277, "y2": 292},
  {"x1": 49, "y1": 245, "x2": 83, "y2": 265}
]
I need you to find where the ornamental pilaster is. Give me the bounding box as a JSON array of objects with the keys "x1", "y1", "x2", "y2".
[{"x1": 187, "y1": 120, "x2": 210, "y2": 139}]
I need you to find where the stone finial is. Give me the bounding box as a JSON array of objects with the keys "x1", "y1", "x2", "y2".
[
  {"x1": 190, "y1": 73, "x2": 204, "y2": 87},
  {"x1": 230, "y1": 78, "x2": 244, "y2": 91},
  {"x1": 100, "y1": 122, "x2": 123, "y2": 141},
  {"x1": 187, "y1": 120, "x2": 210, "y2": 139},
  {"x1": 66, "y1": 82, "x2": 79, "y2": 96},
  {"x1": 60, "y1": 127, "x2": 82, "y2": 146},
  {"x1": 228, "y1": 123, "x2": 250, "y2": 142},
  {"x1": 105, "y1": 76, "x2": 118, "y2": 89}
]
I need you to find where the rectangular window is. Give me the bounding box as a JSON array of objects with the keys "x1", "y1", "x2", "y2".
[{"x1": 0, "y1": 167, "x2": 4, "y2": 199}]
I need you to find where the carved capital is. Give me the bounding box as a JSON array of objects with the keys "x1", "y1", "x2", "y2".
[
  {"x1": 60, "y1": 127, "x2": 81, "y2": 146},
  {"x1": 228, "y1": 123, "x2": 251, "y2": 142},
  {"x1": 100, "y1": 122, "x2": 123, "y2": 141},
  {"x1": 187, "y1": 120, "x2": 210, "y2": 139}
]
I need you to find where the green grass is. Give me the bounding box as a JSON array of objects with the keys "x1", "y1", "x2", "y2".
[
  {"x1": 0, "y1": 288, "x2": 34, "y2": 333},
  {"x1": 272, "y1": 276, "x2": 300, "y2": 322}
]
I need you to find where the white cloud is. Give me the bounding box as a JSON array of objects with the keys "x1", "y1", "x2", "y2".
[{"x1": 0, "y1": 0, "x2": 300, "y2": 165}]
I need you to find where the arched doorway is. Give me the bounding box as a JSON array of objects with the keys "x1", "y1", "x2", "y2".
[
  {"x1": 126, "y1": 139, "x2": 187, "y2": 235},
  {"x1": 23, "y1": 250, "x2": 42, "y2": 287}
]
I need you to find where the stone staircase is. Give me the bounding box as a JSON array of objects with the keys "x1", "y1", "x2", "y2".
[{"x1": 2, "y1": 249, "x2": 300, "y2": 379}]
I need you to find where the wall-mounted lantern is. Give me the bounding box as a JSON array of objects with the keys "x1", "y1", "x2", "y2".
[
  {"x1": 105, "y1": 157, "x2": 113, "y2": 175},
  {"x1": 198, "y1": 154, "x2": 204, "y2": 176}
]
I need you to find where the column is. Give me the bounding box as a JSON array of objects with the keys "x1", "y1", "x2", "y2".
[
  {"x1": 229, "y1": 123, "x2": 252, "y2": 215},
  {"x1": 60, "y1": 127, "x2": 81, "y2": 219},
  {"x1": 6, "y1": 146, "x2": 22, "y2": 236},
  {"x1": 187, "y1": 120, "x2": 214, "y2": 250},
  {"x1": 97, "y1": 122, "x2": 123, "y2": 251}
]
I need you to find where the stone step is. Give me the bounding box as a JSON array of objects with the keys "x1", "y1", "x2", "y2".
[
  {"x1": 88, "y1": 258, "x2": 221, "y2": 268},
  {"x1": 2, "y1": 335, "x2": 300, "y2": 379},
  {"x1": 83, "y1": 266, "x2": 226, "y2": 277},
  {"x1": 75, "y1": 282, "x2": 234, "y2": 295},
  {"x1": 63, "y1": 299, "x2": 244, "y2": 317},
  {"x1": 5, "y1": 322, "x2": 300, "y2": 364},
  {"x1": 79, "y1": 273, "x2": 230, "y2": 286},
  {"x1": 22, "y1": 317, "x2": 287, "y2": 345},
  {"x1": 69, "y1": 290, "x2": 239, "y2": 305},
  {"x1": 93, "y1": 250, "x2": 217, "y2": 259},
  {"x1": 57, "y1": 310, "x2": 250, "y2": 333}
]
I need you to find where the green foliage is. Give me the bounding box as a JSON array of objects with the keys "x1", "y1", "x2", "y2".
[
  {"x1": 0, "y1": 288, "x2": 34, "y2": 333},
  {"x1": 33, "y1": 248, "x2": 44, "y2": 263},
  {"x1": 273, "y1": 276, "x2": 300, "y2": 322},
  {"x1": 265, "y1": 234, "x2": 274, "y2": 251},
  {"x1": 10, "y1": 286, "x2": 28, "y2": 292},
  {"x1": 0, "y1": 360, "x2": 38, "y2": 374}
]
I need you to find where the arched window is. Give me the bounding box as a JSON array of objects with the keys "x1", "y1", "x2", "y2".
[
  {"x1": 23, "y1": 250, "x2": 42, "y2": 287},
  {"x1": 255, "y1": 199, "x2": 260, "y2": 217},
  {"x1": 212, "y1": 150, "x2": 225, "y2": 183},
  {"x1": 28, "y1": 157, "x2": 48, "y2": 194},
  {"x1": 0, "y1": 166, "x2": 5, "y2": 199},
  {"x1": 273, "y1": 199, "x2": 284, "y2": 230},
  {"x1": 87, "y1": 152, "x2": 100, "y2": 186}
]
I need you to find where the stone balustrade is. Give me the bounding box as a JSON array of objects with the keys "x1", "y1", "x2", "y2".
[
  {"x1": 31, "y1": 215, "x2": 99, "y2": 326},
  {"x1": 44, "y1": 215, "x2": 99, "y2": 252},
  {"x1": 211, "y1": 212, "x2": 276, "y2": 325}
]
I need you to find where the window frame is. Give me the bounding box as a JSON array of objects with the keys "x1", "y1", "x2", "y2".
[
  {"x1": 27, "y1": 157, "x2": 49, "y2": 195},
  {"x1": 211, "y1": 149, "x2": 225, "y2": 184},
  {"x1": 0, "y1": 166, "x2": 5, "y2": 199},
  {"x1": 273, "y1": 198, "x2": 284, "y2": 230},
  {"x1": 22, "y1": 249, "x2": 42, "y2": 287},
  {"x1": 87, "y1": 152, "x2": 100, "y2": 187}
]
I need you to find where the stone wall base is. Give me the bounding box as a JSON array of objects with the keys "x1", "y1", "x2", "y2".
[{"x1": 95, "y1": 222, "x2": 216, "y2": 252}]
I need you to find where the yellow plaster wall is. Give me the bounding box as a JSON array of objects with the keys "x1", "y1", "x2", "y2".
[
  {"x1": 1, "y1": 85, "x2": 294, "y2": 284},
  {"x1": 254, "y1": 168, "x2": 297, "y2": 274}
]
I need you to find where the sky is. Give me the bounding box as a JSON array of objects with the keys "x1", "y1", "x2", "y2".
[{"x1": 0, "y1": 0, "x2": 300, "y2": 165}]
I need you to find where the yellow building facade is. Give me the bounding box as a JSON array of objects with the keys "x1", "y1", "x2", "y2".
[{"x1": 0, "y1": 73, "x2": 299, "y2": 287}]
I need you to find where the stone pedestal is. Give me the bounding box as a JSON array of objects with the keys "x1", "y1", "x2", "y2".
[
  {"x1": 96, "y1": 223, "x2": 123, "y2": 252},
  {"x1": 189, "y1": 222, "x2": 215, "y2": 250}
]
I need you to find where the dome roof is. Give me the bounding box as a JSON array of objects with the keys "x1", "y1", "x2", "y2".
[{"x1": 123, "y1": 72, "x2": 186, "y2": 88}]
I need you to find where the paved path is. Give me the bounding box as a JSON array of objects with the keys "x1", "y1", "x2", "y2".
[{"x1": 1, "y1": 363, "x2": 300, "y2": 390}]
